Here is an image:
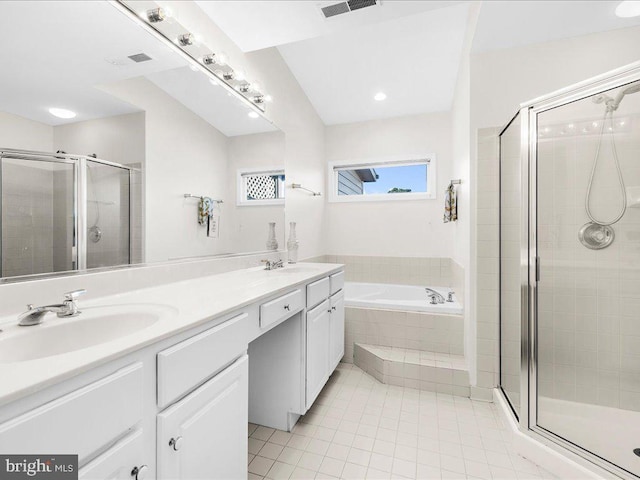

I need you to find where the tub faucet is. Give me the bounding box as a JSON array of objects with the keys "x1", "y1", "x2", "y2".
[
  {"x1": 17, "y1": 289, "x2": 86, "y2": 326},
  {"x1": 425, "y1": 288, "x2": 445, "y2": 304},
  {"x1": 447, "y1": 291, "x2": 455, "y2": 302}
]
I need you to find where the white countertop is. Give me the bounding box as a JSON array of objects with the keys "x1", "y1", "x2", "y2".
[{"x1": 0, "y1": 262, "x2": 343, "y2": 408}]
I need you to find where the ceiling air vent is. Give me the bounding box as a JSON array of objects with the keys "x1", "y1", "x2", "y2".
[
  {"x1": 321, "y1": 2, "x2": 350, "y2": 18},
  {"x1": 320, "y1": 0, "x2": 379, "y2": 18},
  {"x1": 128, "y1": 53, "x2": 152, "y2": 63},
  {"x1": 348, "y1": 0, "x2": 378, "y2": 11}
]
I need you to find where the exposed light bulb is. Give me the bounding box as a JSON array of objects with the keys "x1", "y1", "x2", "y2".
[
  {"x1": 251, "y1": 82, "x2": 262, "y2": 93},
  {"x1": 235, "y1": 69, "x2": 246, "y2": 81},
  {"x1": 177, "y1": 33, "x2": 193, "y2": 46},
  {"x1": 264, "y1": 94, "x2": 273, "y2": 103},
  {"x1": 374, "y1": 92, "x2": 387, "y2": 101},
  {"x1": 209, "y1": 78, "x2": 219, "y2": 86},
  {"x1": 49, "y1": 107, "x2": 76, "y2": 119},
  {"x1": 248, "y1": 112, "x2": 259, "y2": 119},
  {"x1": 615, "y1": 1, "x2": 640, "y2": 17}
]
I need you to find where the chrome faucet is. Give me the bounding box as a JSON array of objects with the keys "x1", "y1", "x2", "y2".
[
  {"x1": 261, "y1": 259, "x2": 284, "y2": 270},
  {"x1": 425, "y1": 288, "x2": 446, "y2": 305},
  {"x1": 17, "y1": 289, "x2": 86, "y2": 326},
  {"x1": 447, "y1": 291, "x2": 455, "y2": 302}
]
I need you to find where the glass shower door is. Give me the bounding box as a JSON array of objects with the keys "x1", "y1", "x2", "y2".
[
  {"x1": 0, "y1": 156, "x2": 76, "y2": 277},
  {"x1": 534, "y1": 81, "x2": 640, "y2": 477},
  {"x1": 500, "y1": 112, "x2": 523, "y2": 418},
  {"x1": 85, "y1": 160, "x2": 130, "y2": 269}
]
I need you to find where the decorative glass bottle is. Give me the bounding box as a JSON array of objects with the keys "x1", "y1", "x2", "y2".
[
  {"x1": 266, "y1": 222, "x2": 278, "y2": 250},
  {"x1": 287, "y1": 222, "x2": 299, "y2": 264}
]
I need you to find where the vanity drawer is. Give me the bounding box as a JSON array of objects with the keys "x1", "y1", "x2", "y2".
[
  {"x1": 79, "y1": 429, "x2": 145, "y2": 479},
  {"x1": 307, "y1": 277, "x2": 330, "y2": 308},
  {"x1": 260, "y1": 289, "x2": 304, "y2": 329},
  {"x1": 0, "y1": 363, "x2": 143, "y2": 463},
  {"x1": 157, "y1": 312, "x2": 248, "y2": 409},
  {"x1": 330, "y1": 271, "x2": 344, "y2": 295}
]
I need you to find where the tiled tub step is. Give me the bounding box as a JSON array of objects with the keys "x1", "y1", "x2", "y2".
[{"x1": 353, "y1": 343, "x2": 470, "y2": 397}]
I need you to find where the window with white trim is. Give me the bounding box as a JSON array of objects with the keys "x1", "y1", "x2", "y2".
[
  {"x1": 328, "y1": 156, "x2": 435, "y2": 203},
  {"x1": 237, "y1": 168, "x2": 285, "y2": 206}
]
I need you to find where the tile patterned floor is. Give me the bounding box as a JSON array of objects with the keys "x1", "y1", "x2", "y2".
[{"x1": 247, "y1": 363, "x2": 555, "y2": 480}]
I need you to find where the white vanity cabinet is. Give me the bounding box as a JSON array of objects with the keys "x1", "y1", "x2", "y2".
[
  {"x1": 305, "y1": 271, "x2": 346, "y2": 410},
  {"x1": 0, "y1": 264, "x2": 345, "y2": 480},
  {"x1": 157, "y1": 355, "x2": 248, "y2": 480}
]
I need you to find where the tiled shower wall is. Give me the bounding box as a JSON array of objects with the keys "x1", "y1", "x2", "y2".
[
  {"x1": 474, "y1": 128, "x2": 501, "y2": 402},
  {"x1": 536, "y1": 107, "x2": 640, "y2": 411},
  {"x1": 2, "y1": 162, "x2": 56, "y2": 277}
]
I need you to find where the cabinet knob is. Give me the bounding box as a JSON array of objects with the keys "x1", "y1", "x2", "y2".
[
  {"x1": 332, "y1": 306, "x2": 337, "y2": 311},
  {"x1": 284, "y1": 304, "x2": 290, "y2": 311},
  {"x1": 131, "y1": 465, "x2": 149, "y2": 480},
  {"x1": 169, "y1": 436, "x2": 184, "y2": 451}
]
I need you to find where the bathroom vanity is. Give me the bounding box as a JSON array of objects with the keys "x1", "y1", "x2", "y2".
[{"x1": 0, "y1": 263, "x2": 344, "y2": 480}]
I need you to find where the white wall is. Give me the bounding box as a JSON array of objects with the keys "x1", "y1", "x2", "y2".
[
  {"x1": 325, "y1": 112, "x2": 453, "y2": 257},
  {"x1": 0, "y1": 111, "x2": 53, "y2": 152},
  {"x1": 227, "y1": 131, "x2": 286, "y2": 253},
  {"x1": 101, "y1": 77, "x2": 230, "y2": 263},
  {"x1": 470, "y1": 24, "x2": 640, "y2": 397}
]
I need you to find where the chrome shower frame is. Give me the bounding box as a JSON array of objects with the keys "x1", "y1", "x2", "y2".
[
  {"x1": 0, "y1": 148, "x2": 134, "y2": 280},
  {"x1": 498, "y1": 60, "x2": 640, "y2": 479}
]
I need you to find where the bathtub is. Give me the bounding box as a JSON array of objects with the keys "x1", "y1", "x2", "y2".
[{"x1": 344, "y1": 282, "x2": 463, "y2": 315}]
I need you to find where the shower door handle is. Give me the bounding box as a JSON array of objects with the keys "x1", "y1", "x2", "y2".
[{"x1": 535, "y1": 256, "x2": 540, "y2": 282}]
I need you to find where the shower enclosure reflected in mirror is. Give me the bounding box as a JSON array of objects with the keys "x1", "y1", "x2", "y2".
[
  {"x1": 499, "y1": 68, "x2": 640, "y2": 477},
  {"x1": 0, "y1": 1, "x2": 285, "y2": 281}
]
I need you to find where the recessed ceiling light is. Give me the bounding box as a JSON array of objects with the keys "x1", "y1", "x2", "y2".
[
  {"x1": 374, "y1": 92, "x2": 387, "y2": 101},
  {"x1": 616, "y1": 0, "x2": 640, "y2": 17},
  {"x1": 248, "y1": 112, "x2": 259, "y2": 119},
  {"x1": 49, "y1": 108, "x2": 76, "y2": 119}
]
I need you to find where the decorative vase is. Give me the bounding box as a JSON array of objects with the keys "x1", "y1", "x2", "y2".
[
  {"x1": 266, "y1": 222, "x2": 278, "y2": 250},
  {"x1": 287, "y1": 222, "x2": 299, "y2": 264}
]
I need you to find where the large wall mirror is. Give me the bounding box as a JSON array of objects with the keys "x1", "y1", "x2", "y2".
[{"x1": 0, "y1": 1, "x2": 285, "y2": 281}]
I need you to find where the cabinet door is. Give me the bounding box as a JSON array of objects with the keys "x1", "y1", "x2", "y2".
[
  {"x1": 306, "y1": 300, "x2": 330, "y2": 410},
  {"x1": 79, "y1": 429, "x2": 146, "y2": 480},
  {"x1": 157, "y1": 355, "x2": 248, "y2": 480},
  {"x1": 329, "y1": 290, "x2": 345, "y2": 372}
]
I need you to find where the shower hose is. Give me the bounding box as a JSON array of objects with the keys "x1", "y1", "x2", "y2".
[{"x1": 584, "y1": 110, "x2": 626, "y2": 226}]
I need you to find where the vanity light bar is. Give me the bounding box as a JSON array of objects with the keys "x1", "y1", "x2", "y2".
[{"x1": 112, "y1": 0, "x2": 269, "y2": 114}]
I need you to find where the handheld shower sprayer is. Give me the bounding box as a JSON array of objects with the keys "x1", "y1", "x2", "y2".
[{"x1": 583, "y1": 80, "x2": 640, "y2": 230}]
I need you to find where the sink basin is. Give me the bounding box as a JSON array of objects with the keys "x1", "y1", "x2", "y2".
[{"x1": 0, "y1": 304, "x2": 177, "y2": 363}]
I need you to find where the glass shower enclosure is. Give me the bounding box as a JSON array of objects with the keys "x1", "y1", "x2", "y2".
[
  {"x1": 499, "y1": 63, "x2": 640, "y2": 478},
  {"x1": 0, "y1": 149, "x2": 132, "y2": 279}
]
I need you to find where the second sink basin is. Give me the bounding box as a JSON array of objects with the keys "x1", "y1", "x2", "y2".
[{"x1": 0, "y1": 303, "x2": 177, "y2": 363}]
